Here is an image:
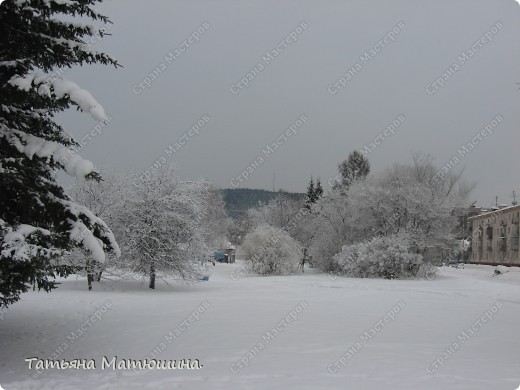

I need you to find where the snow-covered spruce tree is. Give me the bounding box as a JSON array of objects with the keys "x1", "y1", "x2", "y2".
[
  {"x1": 304, "y1": 177, "x2": 315, "y2": 210},
  {"x1": 314, "y1": 178, "x2": 324, "y2": 199},
  {"x1": 118, "y1": 168, "x2": 209, "y2": 289},
  {"x1": 0, "y1": 0, "x2": 120, "y2": 306},
  {"x1": 242, "y1": 224, "x2": 302, "y2": 275},
  {"x1": 304, "y1": 177, "x2": 324, "y2": 210}
]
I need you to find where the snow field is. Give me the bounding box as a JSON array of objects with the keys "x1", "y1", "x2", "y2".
[{"x1": 1, "y1": 262, "x2": 519, "y2": 390}]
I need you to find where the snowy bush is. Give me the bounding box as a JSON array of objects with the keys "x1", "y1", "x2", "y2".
[
  {"x1": 242, "y1": 225, "x2": 302, "y2": 275},
  {"x1": 332, "y1": 233, "x2": 425, "y2": 279}
]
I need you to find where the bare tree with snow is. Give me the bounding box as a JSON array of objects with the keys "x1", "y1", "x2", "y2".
[{"x1": 116, "y1": 168, "x2": 209, "y2": 288}]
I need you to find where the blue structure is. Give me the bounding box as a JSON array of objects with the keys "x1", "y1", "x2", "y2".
[{"x1": 213, "y1": 251, "x2": 226, "y2": 262}]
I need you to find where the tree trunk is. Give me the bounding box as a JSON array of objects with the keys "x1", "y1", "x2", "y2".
[
  {"x1": 96, "y1": 272, "x2": 102, "y2": 282},
  {"x1": 87, "y1": 273, "x2": 93, "y2": 291},
  {"x1": 149, "y1": 264, "x2": 156, "y2": 289},
  {"x1": 86, "y1": 259, "x2": 93, "y2": 291}
]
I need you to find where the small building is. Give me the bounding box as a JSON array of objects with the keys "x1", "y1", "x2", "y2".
[
  {"x1": 213, "y1": 241, "x2": 236, "y2": 263},
  {"x1": 468, "y1": 204, "x2": 520, "y2": 266},
  {"x1": 223, "y1": 248, "x2": 236, "y2": 263}
]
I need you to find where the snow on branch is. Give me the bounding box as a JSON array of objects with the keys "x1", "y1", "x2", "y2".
[
  {"x1": 9, "y1": 73, "x2": 107, "y2": 121},
  {"x1": 1, "y1": 128, "x2": 95, "y2": 179},
  {"x1": 58, "y1": 197, "x2": 121, "y2": 260},
  {"x1": 0, "y1": 221, "x2": 61, "y2": 261},
  {"x1": 68, "y1": 220, "x2": 106, "y2": 263}
]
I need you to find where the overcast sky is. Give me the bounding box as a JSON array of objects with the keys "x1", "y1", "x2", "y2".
[{"x1": 58, "y1": 0, "x2": 520, "y2": 207}]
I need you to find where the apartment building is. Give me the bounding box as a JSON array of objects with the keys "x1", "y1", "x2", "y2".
[{"x1": 468, "y1": 204, "x2": 520, "y2": 265}]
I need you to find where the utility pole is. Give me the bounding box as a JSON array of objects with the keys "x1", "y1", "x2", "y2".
[{"x1": 513, "y1": 191, "x2": 518, "y2": 206}]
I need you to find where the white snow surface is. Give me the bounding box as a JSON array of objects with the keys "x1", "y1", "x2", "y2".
[{"x1": 1, "y1": 263, "x2": 519, "y2": 390}]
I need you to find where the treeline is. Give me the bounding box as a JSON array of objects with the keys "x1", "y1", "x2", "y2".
[
  {"x1": 221, "y1": 188, "x2": 304, "y2": 218},
  {"x1": 237, "y1": 151, "x2": 474, "y2": 279}
]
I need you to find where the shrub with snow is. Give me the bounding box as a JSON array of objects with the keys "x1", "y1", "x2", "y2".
[
  {"x1": 242, "y1": 224, "x2": 302, "y2": 275},
  {"x1": 332, "y1": 233, "x2": 426, "y2": 279}
]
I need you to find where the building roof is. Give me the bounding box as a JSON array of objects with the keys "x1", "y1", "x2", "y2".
[{"x1": 467, "y1": 204, "x2": 520, "y2": 221}]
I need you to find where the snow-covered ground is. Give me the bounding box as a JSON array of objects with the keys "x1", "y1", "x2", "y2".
[{"x1": 1, "y1": 262, "x2": 520, "y2": 390}]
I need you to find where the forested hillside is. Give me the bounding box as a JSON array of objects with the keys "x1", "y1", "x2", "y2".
[{"x1": 222, "y1": 188, "x2": 304, "y2": 218}]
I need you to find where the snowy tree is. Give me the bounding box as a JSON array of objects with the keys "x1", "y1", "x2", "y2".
[
  {"x1": 199, "y1": 187, "x2": 231, "y2": 249},
  {"x1": 242, "y1": 224, "x2": 302, "y2": 275},
  {"x1": 309, "y1": 154, "x2": 472, "y2": 274},
  {"x1": 305, "y1": 177, "x2": 324, "y2": 210},
  {"x1": 117, "y1": 168, "x2": 209, "y2": 289},
  {"x1": 335, "y1": 150, "x2": 370, "y2": 190},
  {"x1": 305, "y1": 177, "x2": 315, "y2": 209},
  {"x1": 304, "y1": 190, "x2": 352, "y2": 272},
  {"x1": 227, "y1": 212, "x2": 255, "y2": 246},
  {"x1": 0, "y1": 1, "x2": 120, "y2": 306},
  {"x1": 301, "y1": 151, "x2": 371, "y2": 270},
  {"x1": 248, "y1": 191, "x2": 305, "y2": 236},
  {"x1": 315, "y1": 178, "x2": 324, "y2": 199},
  {"x1": 346, "y1": 156, "x2": 472, "y2": 264},
  {"x1": 70, "y1": 171, "x2": 122, "y2": 222}
]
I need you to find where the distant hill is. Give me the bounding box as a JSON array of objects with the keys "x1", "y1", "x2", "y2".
[{"x1": 221, "y1": 188, "x2": 304, "y2": 218}]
